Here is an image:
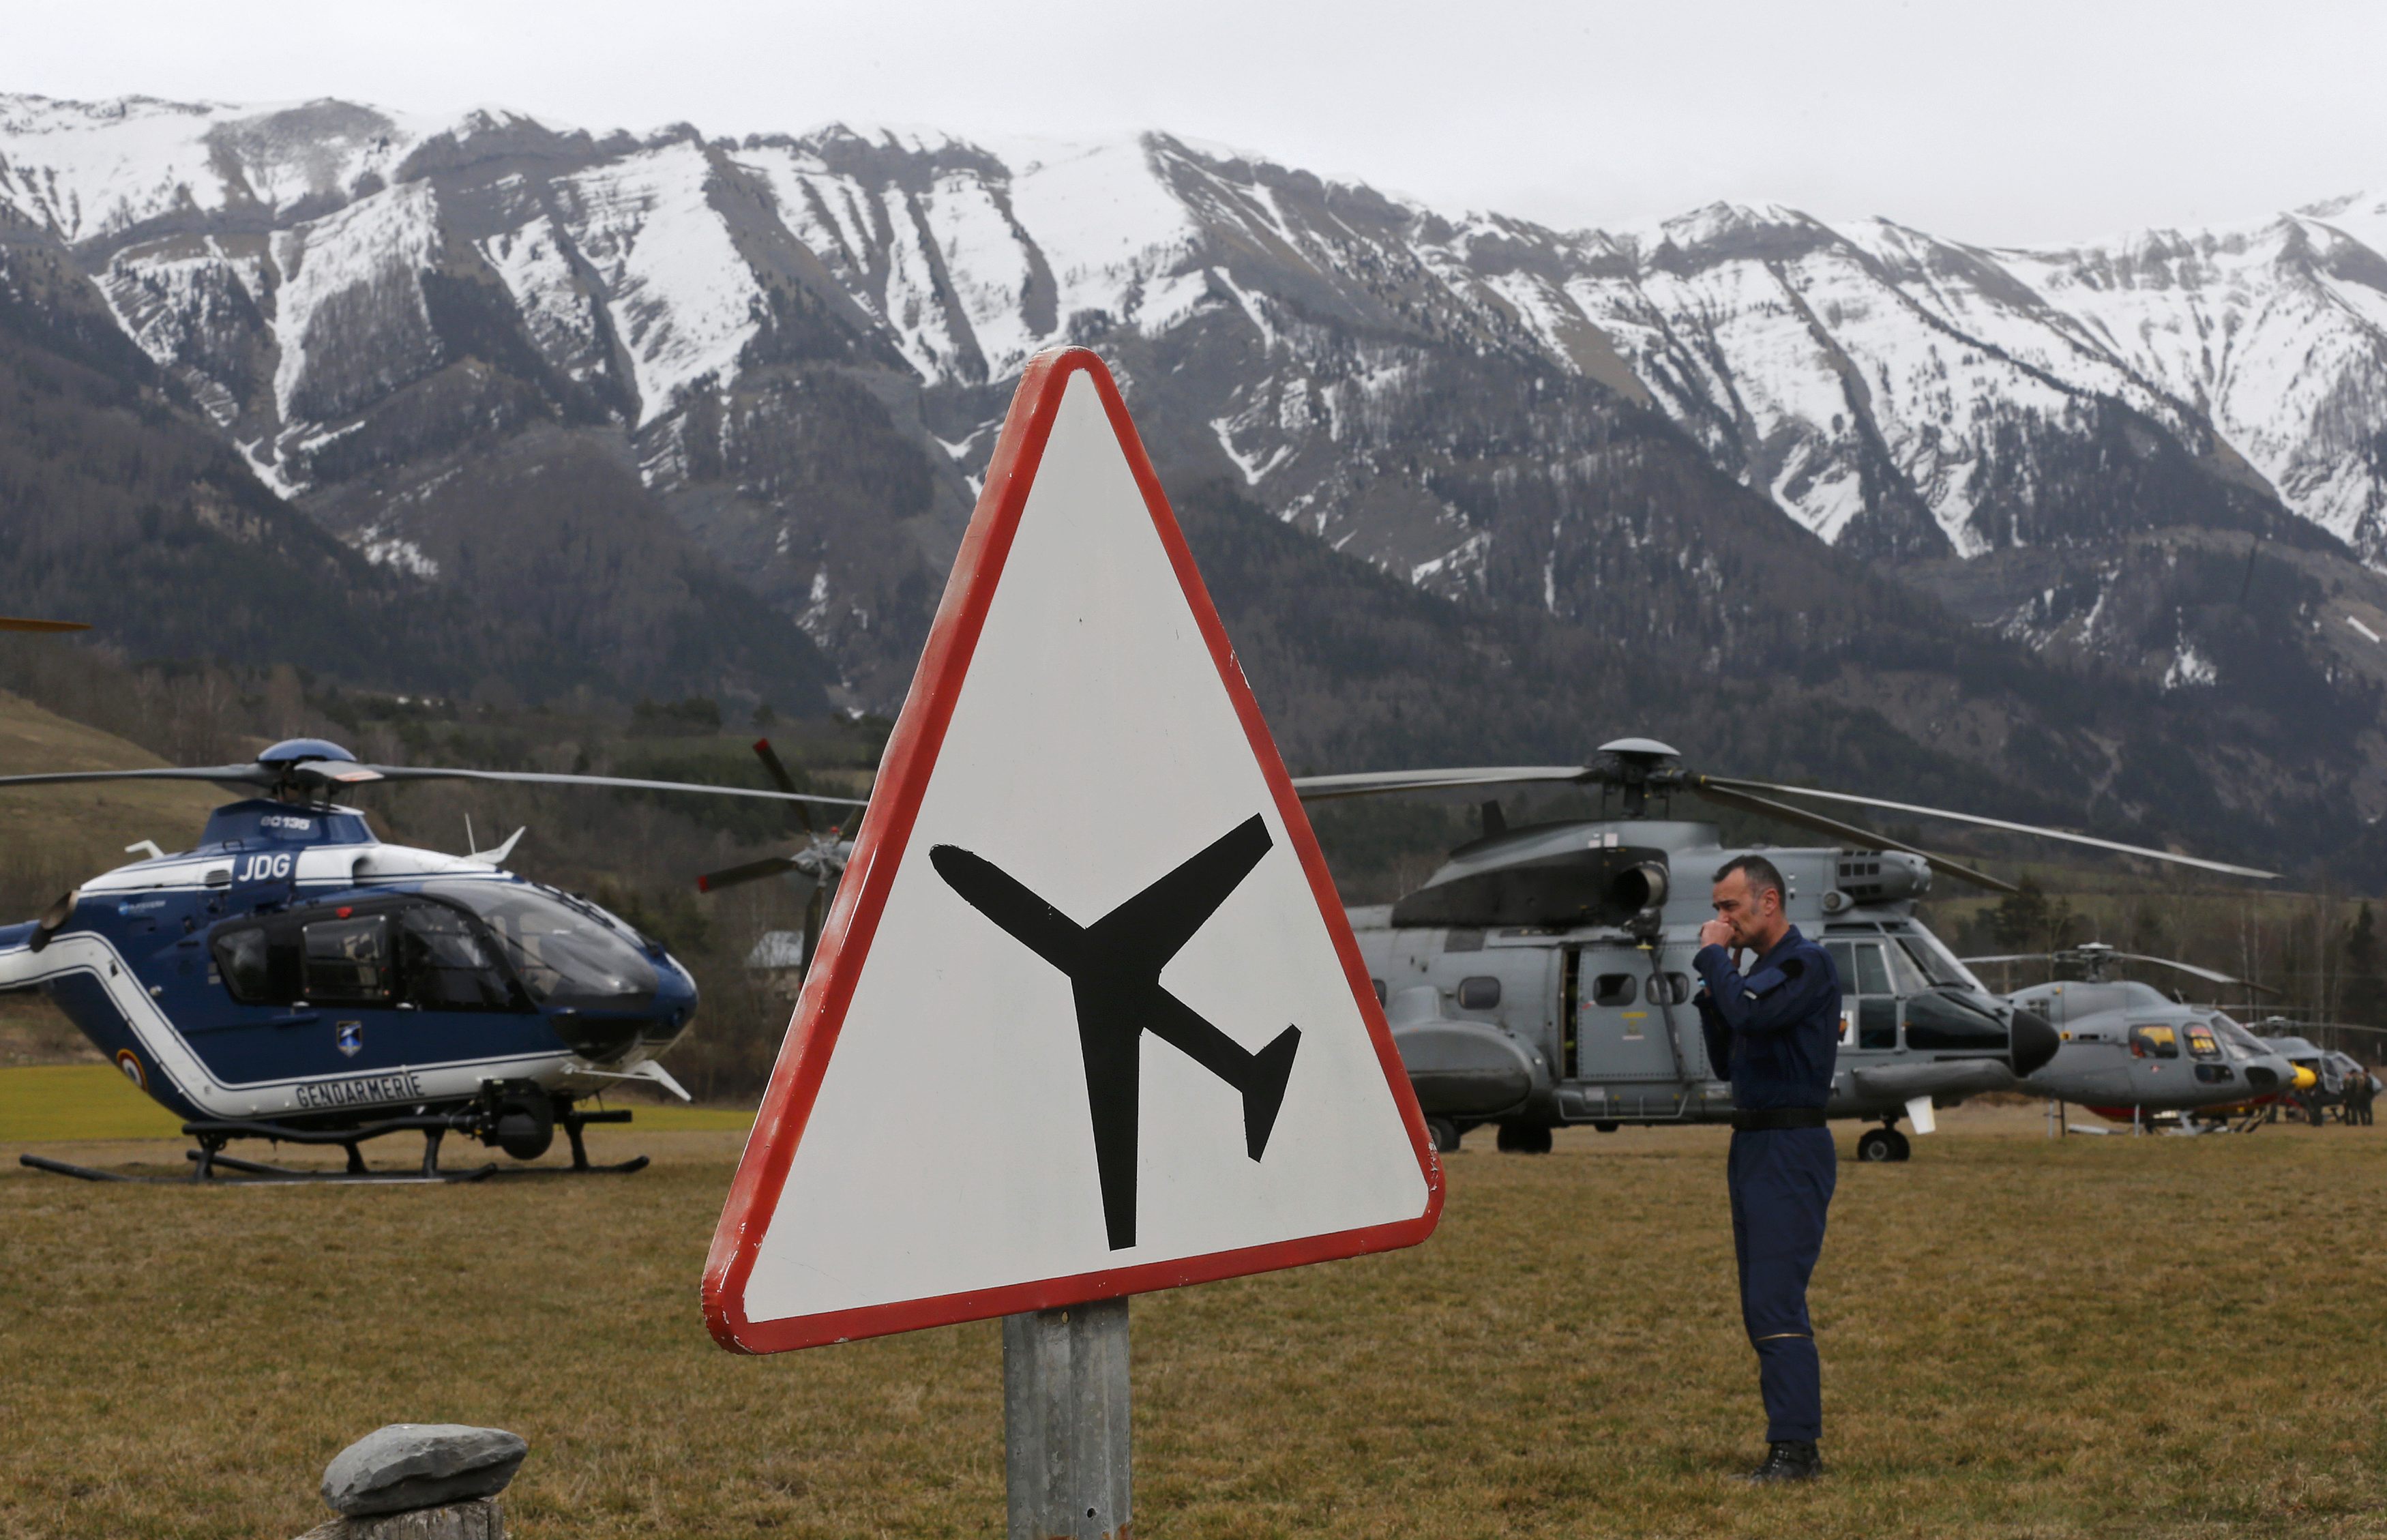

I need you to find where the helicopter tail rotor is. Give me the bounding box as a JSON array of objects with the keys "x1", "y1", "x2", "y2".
[{"x1": 750, "y1": 738, "x2": 816, "y2": 835}]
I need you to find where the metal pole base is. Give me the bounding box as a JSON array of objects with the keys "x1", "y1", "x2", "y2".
[{"x1": 1003, "y1": 1298, "x2": 1130, "y2": 1540}]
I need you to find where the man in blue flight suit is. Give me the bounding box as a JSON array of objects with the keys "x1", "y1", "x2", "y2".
[{"x1": 1693, "y1": 853, "x2": 1841, "y2": 1482}]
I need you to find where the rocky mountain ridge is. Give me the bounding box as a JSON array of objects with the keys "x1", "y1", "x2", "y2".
[{"x1": 4, "y1": 92, "x2": 2386, "y2": 868}]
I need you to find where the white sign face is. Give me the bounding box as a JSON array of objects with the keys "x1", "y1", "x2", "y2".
[{"x1": 705, "y1": 349, "x2": 1440, "y2": 1353}]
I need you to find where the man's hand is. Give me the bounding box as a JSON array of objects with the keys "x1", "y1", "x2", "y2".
[{"x1": 1698, "y1": 918, "x2": 1735, "y2": 951}]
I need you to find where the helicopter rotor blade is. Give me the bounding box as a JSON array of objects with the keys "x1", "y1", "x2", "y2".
[
  {"x1": 1689, "y1": 782, "x2": 2020, "y2": 895},
  {"x1": 0, "y1": 765, "x2": 273, "y2": 790},
  {"x1": 750, "y1": 739, "x2": 816, "y2": 834},
  {"x1": 364, "y1": 765, "x2": 865, "y2": 808},
  {"x1": 2105, "y1": 951, "x2": 2283, "y2": 996},
  {"x1": 1291, "y1": 765, "x2": 1592, "y2": 801},
  {"x1": 695, "y1": 855, "x2": 805, "y2": 893},
  {"x1": 1959, "y1": 949, "x2": 2283, "y2": 998},
  {"x1": 1697, "y1": 776, "x2": 2278, "y2": 880},
  {"x1": 0, "y1": 617, "x2": 91, "y2": 633}
]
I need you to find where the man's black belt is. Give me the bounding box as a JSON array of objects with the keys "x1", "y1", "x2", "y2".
[{"x1": 1730, "y1": 1108, "x2": 1828, "y2": 1131}]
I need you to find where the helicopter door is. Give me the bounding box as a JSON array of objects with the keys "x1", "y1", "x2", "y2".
[
  {"x1": 2126, "y1": 1022, "x2": 2180, "y2": 1101},
  {"x1": 1825, "y1": 940, "x2": 1899, "y2": 1054},
  {"x1": 1569, "y1": 948, "x2": 1681, "y2": 1081}
]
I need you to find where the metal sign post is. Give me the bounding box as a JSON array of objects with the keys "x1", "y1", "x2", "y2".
[{"x1": 1003, "y1": 1299, "x2": 1131, "y2": 1540}]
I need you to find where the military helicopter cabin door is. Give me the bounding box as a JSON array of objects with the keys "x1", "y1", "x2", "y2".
[
  {"x1": 1823, "y1": 938, "x2": 1907, "y2": 1061},
  {"x1": 1566, "y1": 945, "x2": 1693, "y2": 1081}
]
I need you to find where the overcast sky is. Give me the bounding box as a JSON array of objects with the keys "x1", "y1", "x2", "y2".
[{"x1": 7, "y1": 0, "x2": 2380, "y2": 246}]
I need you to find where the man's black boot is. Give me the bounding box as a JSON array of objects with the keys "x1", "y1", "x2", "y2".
[{"x1": 1740, "y1": 1440, "x2": 1824, "y2": 1482}]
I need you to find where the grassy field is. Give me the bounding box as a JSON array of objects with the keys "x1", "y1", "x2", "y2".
[{"x1": 5, "y1": 1101, "x2": 2387, "y2": 1539}]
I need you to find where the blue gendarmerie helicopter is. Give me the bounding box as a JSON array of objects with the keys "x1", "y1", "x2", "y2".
[{"x1": 1, "y1": 737, "x2": 861, "y2": 1183}]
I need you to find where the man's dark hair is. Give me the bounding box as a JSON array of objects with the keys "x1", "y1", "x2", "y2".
[{"x1": 1715, "y1": 854, "x2": 1786, "y2": 906}]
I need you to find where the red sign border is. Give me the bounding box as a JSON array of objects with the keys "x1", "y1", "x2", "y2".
[{"x1": 702, "y1": 346, "x2": 1444, "y2": 1354}]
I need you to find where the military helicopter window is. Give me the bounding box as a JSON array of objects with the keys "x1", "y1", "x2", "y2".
[
  {"x1": 2212, "y1": 1016, "x2": 2268, "y2": 1061},
  {"x1": 1646, "y1": 973, "x2": 1692, "y2": 1005},
  {"x1": 1857, "y1": 1000, "x2": 1898, "y2": 1050},
  {"x1": 396, "y1": 903, "x2": 517, "y2": 1011},
  {"x1": 2129, "y1": 1024, "x2": 2180, "y2": 1059},
  {"x1": 2184, "y1": 1025, "x2": 2223, "y2": 1061},
  {"x1": 303, "y1": 916, "x2": 394, "y2": 1005},
  {"x1": 425, "y1": 883, "x2": 659, "y2": 1009},
  {"x1": 1849, "y1": 943, "x2": 1893, "y2": 996},
  {"x1": 210, "y1": 926, "x2": 276, "y2": 1005},
  {"x1": 1882, "y1": 941, "x2": 1933, "y2": 997},
  {"x1": 1457, "y1": 977, "x2": 1502, "y2": 1010},
  {"x1": 1592, "y1": 973, "x2": 1637, "y2": 1008},
  {"x1": 1897, "y1": 932, "x2": 1987, "y2": 992}
]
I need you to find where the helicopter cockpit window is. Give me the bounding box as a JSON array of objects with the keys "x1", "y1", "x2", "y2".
[
  {"x1": 1898, "y1": 932, "x2": 1987, "y2": 992},
  {"x1": 2212, "y1": 1015, "x2": 2267, "y2": 1061},
  {"x1": 1592, "y1": 973, "x2": 1637, "y2": 1008},
  {"x1": 2129, "y1": 1024, "x2": 2180, "y2": 1060},
  {"x1": 397, "y1": 903, "x2": 516, "y2": 1011},
  {"x1": 1882, "y1": 942, "x2": 1932, "y2": 997},
  {"x1": 1457, "y1": 977, "x2": 1502, "y2": 1011},
  {"x1": 425, "y1": 883, "x2": 659, "y2": 1009},
  {"x1": 303, "y1": 916, "x2": 394, "y2": 1005},
  {"x1": 2184, "y1": 1025, "x2": 2223, "y2": 1062},
  {"x1": 211, "y1": 926, "x2": 276, "y2": 1005}
]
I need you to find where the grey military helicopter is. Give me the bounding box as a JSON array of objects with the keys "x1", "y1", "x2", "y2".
[
  {"x1": 2246, "y1": 1024, "x2": 2378, "y2": 1122},
  {"x1": 1287, "y1": 739, "x2": 2275, "y2": 1161},
  {"x1": 1966, "y1": 944, "x2": 2304, "y2": 1128}
]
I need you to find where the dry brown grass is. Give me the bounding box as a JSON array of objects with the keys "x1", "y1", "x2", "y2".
[{"x1": 5, "y1": 1105, "x2": 2387, "y2": 1539}]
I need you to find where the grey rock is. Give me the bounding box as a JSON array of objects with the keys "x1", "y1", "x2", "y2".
[
  {"x1": 321, "y1": 1425, "x2": 527, "y2": 1517},
  {"x1": 295, "y1": 1496, "x2": 505, "y2": 1539}
]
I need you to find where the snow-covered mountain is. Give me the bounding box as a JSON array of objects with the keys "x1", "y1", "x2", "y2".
[
  {"x1": 9, "y1": 91, "x2": 2387, "y2": 863},
  {"x1": 8, "y1": 93, "x2": 2381, "y2": 574}
]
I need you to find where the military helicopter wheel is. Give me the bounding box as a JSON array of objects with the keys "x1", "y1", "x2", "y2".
[
  {"x1": 1423, "y1": 1116, "x2": 1463, "y2": 1153},
  {"x1": 1496, "y1": 1121, "x2": 1554, "y2": 1155},
  {"x1": 1856, "y1": 1126, "x2": 1910, "y2": 1164},
  {"x1": 1592, "y1": 1121, "x2": 1620, "y2": 1133}
]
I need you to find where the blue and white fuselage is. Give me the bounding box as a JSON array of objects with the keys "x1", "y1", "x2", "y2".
[{"x1": 0, "y1": 799, "x2": 696, "y2": 1127}]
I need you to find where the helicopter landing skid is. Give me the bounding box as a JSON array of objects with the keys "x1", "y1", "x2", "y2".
[
  {"x1": 14, "y1": 1150, "x2": 495, "y2": 1185},
  {"x1": 15, "y1": 1106, "x2": 649, "y2": 1183}
]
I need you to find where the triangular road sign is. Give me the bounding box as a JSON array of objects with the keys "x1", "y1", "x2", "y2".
[{"x1": 704, "y1": 347, "x2": 1442, "y2": 1354}]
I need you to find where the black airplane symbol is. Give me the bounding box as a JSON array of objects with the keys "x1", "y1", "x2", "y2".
[{"x1": 930, "y1": 814, "x2": 1301, "y2": 1251}]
